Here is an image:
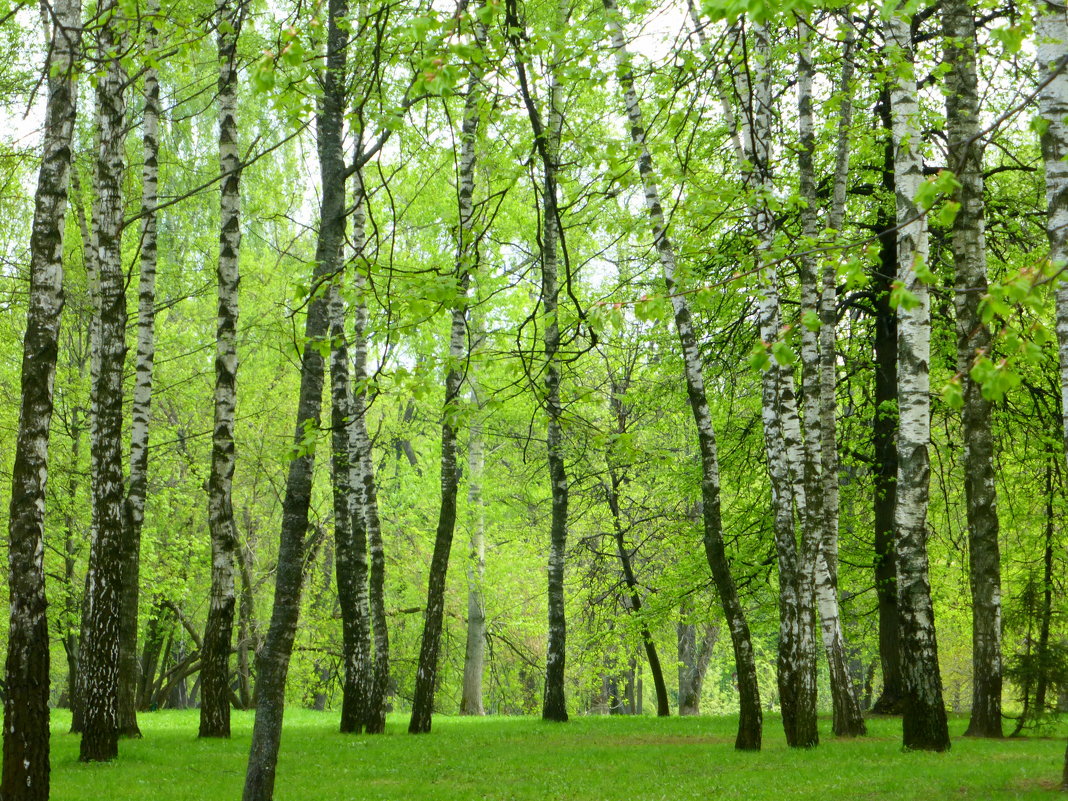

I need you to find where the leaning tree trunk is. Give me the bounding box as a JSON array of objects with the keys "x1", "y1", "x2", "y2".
[
  {"x1": 1, "y1": 0, "x2": 82, "y2": 793},
  {"x1": 117, "y1": 0, "x2": 162, "y2": 739},
  {"x1": 884, "y1": 9, "x2": 950, "y2": 752},
  {"x1": 330, "y1": 278, "x2": 371, "y2": 733},
  {"x1": 944, "y1": 0, "x2": 1002, "y2": 739},
  {"x1": 201, "y1": 0, "x2": 244, "y2": 739},
  {"x1": 408, "y1": 60, "x2": 480, "y2": 733},
  {"x1": 605, "y1": 384, "x2": 670, "y2": 716},
  {"x1": 460, "y1": 379, "x2": 487, "y2": 716},
  {"x1": 1035, "y1": 1, "x2": 1068, "y2": 781},
  {"x1": 603, "y1": 0, "x2": 761, "y2": 749},
  {"x1": 80, "y1": 0, "x2": 129, "y2": 762},
  {"x1": 242, "y1": 0, "x2": 347, "y2": 795}
]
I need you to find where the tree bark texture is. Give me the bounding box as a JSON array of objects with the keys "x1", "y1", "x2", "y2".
[
  {"x1": 80, "y1": 2, "x2": 129, "y2": 761},
  {"x1": 460, "y1": 383, "x2": 487, "y2": 716},
  {"x1": 677, "y1": 613, "x2": 717, "y2": 716},
  {"x1": 117, "y1": 0, "x2": 162, "y2": 739},
  {"x1": 884, "y1": 10, "x2": 950, "y2": 752},
  {"x1": 1, "y1": 0, "x2": 82, "y2": 793},
  {"x1": 201, "y1": 0, "x2": 244, "y2": 739},
  {"x1": 329, "y1": 279, "x2": 371, "y2": 733},
  {"x1": 944, "y1": 0, "x2": 1002, "y2": 739},
  {"x1": 604, "y1": 0, "x2": 761, "y2": 749},
  {"x1": 241, "y1": 0, "x2": 347, "y2": 794}
]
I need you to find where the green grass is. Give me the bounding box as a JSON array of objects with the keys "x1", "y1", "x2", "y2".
[{"x1": 49, "y1": 709, "x2": 1065, "y2": 800}]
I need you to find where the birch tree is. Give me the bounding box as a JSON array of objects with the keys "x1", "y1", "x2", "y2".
[
  {"x1": 116, "y1": 0, "x2": 162, "y2": 741},
  {"x1": 1, "y1": 0, "x2": 82, "y2": 793},
  {"x1": 79, "y1": 0, "x2": 130, "y2": 762},
  {"x1": 408, "y1": 7, "x2": 484, "y2": 732},
  {"x1": 200, "y1": 0, "x2": 245, "y2": 740},
  {"x1": 884, "y1": 5, "x2": 950, "y2": 752},
  {"x1": 603, "y1": 0, "x2": 762, "y2": 749}
]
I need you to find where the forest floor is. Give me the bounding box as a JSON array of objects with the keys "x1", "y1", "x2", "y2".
[{"x1": 50, "y1": 708, "x2": 1064, "y2": 800}]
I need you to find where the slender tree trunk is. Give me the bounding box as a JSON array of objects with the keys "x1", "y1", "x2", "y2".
[
  {"x1": 502, "y1": 0, "x2": 571, "y2": 723},
  {"x1": 460, "y1": 384, "x2": 486, "y2": 716},
  {"x1": 80, "y1": 0, "x2": 130, "y2": 761},
  {"x1": 352, "y1": 269, "x2": 390, "y2": 734},
  {"x1": 884, "y1": 9, "x2": 950, "y2": 752},
  {"x1": 116, "y1": 0, "x2": 162, "y2": 739},
  {"x1": 943, "y1": 0, "x2": 1003, "y2": 739},
  {"x1": 1, "y1": 0, "x2": 82, "y2": 792},
  {"x1": 242, "y1": 0, "x2": 347, "y2": 794},
  {"x1": 797, "y1": 19, "x2": 866, "y2": 739},
  {"x1": 236, "y1": 523, "x2": 258, "y2": 709},
  {"x1": 330, "y1": 279, "x2": 371, "y2": 733},
  {"x1": 1035, "y1": 9, "x2": 1068, "y2": 779},
  {"x1": 605, "y1": 383, "x2": 669, "y2": 716},
  {"x1": 201, "y1": 0, "x2": 244, "y2": 739},
  {"x1": 603, "y1": 0, "x2": 761, "y2": 748}
]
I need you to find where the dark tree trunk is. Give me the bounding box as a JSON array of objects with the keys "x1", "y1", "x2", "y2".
[
  {"x1": 1, "y1": 0, "x2": 82, "y2": 793},
  {"x1": 80, "y1": 0, "x2": 129, "y2": 762},
  {"x1": 870, "y1": 92, "x2": 904, "y2": 716},
  {"x1": 241, "y1": 0, "x2": 347, "y2": 794},
  {"x1": 944, "y1": 0, "x2": 1002, "y2": 739},
  {"x1": 200, "y1": 0, "x2": 244, "y2": 739}
]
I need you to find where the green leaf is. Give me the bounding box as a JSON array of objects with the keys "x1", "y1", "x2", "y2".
[
  {"x1": 942, "y1": 378, "x2": 964, "y2": 410},
  {"x1": 801, "y1": 309, "x2": 821, "y2": 332},
  {"x1": 889, "y1": 281, "x2": 920, "y2": 311}
]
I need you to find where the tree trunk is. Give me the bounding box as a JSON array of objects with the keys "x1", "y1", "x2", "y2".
[
  {"x1": 884, "y1": 9, "x2": 950, "y2": 752},
  {"x1": 200, "y1": 0, "x2": 244, "y2": 739},
  {"x1": 603, "y1": 0, "x2": 761, "y2": 749},
  {"x1": 116, "y1": 0, "x2": 162, "y2": 739},
  {"x1": 869, "y1": 127, "x2": 904, "y2": 713},
  {"x1": 241, "y1": 0, "x2": 347, "y2": 794},
  {"x1": 460, "y1": 384, "x2": 486, "y2": 716},
  {"x1": 944, "y1": 0, "x2": 1002, "y2": 739},
  {"x1": 1035, "y1": 9, "x2": 1068, "y2": 779},
  {"x1": 330, "y1": 279, "x2": 371, "y2": 733},
  {"x1": 605, "y1": 384, "x2": 669, "y2": 716},
  {"x1": 352, "y1": 268, "x2": 390, "y2": 733},
  {"x1": 80, "y1": 0, "x2": 129, "y2": 761},
  {"x1": 812, "y1": 16, "x2": 866, "y2": 739},
  {"x1": 677, "y1": 613, "x2": 717, "y2": 716},
  {"x1": 1, "y1": 0, "x2": 82, "y2": 792}
]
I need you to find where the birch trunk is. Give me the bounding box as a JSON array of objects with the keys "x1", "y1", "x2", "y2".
[
  {"x1": 241, "y1": 0, "x2": 347, "y2": 793},
  {"x1": 200, "y1": 0, "x2": 244, "y2": 739},
  {"x1": 799, "y1": 19, "x2": 866, "y2": 738},
  {"x1": 944, "y1": 0, "x2": 1002, "y2": 739},
  {"x1": 353, "y1": 269, "x2": 389, "y2": 734},
  {"x1": 117, "y1": 0, "x2": 162, "y2": 739},
  {"x1": 884, "y1": 9, "x2": 950, "y2": 752},
  {"x1": 80, "y1": 0, "x2": 129, "y2": 761},
  {"x1": 1035, "y1": 2, "x2": 1068, "y2": 779},
  {"x1": 333, "y1": 186, "x2": 372, "y2": 733},
  {"x1": 407, "y1": 54, "x2": 478, "y2": 728},
  {"x1": 460, "y1": 381, "x2": 486, "y2": 715},
  {"x1": 603, "y1": 0, "x2": 761, "y2": 748},
  {"x1": 1, "y1": 0, "x2": 82, "y2": 792}
]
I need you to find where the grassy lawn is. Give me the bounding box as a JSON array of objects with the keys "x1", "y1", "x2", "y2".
[{"x1": 49, "y1": 709, "x2": 1065, "y2": 800}]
